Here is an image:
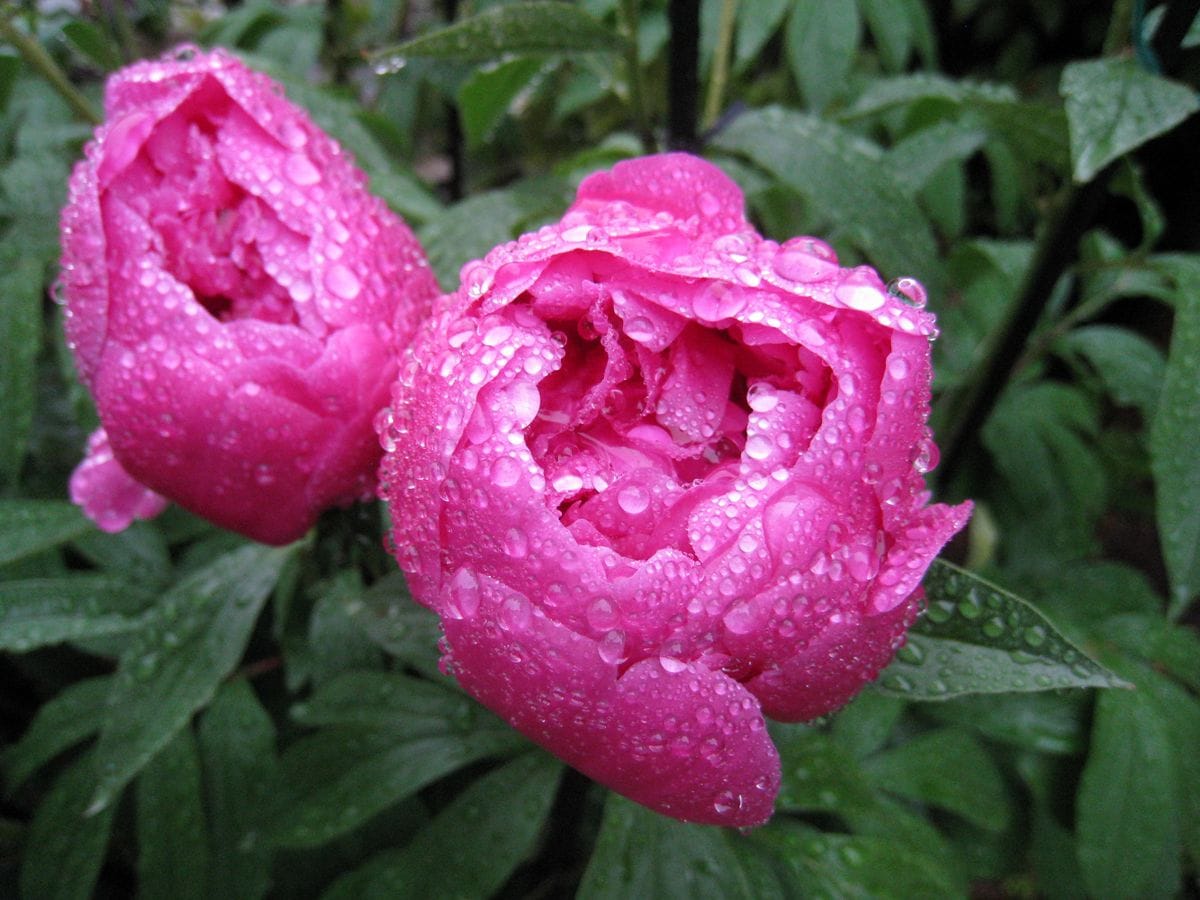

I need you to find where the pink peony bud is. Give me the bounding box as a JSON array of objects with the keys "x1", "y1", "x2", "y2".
[
  {"x1": 377, "y1": 154, "x2": 971, "y2": 826},
  {"x1": 59, "y1": 46, "x2": 438, "y2": 544}
]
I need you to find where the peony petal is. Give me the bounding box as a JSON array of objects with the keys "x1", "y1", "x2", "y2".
[
  {"x1": 440, "y1": 569, "x2": 779, "y2": 826},
  {"x1": 69, "y1": 429, "x2": 168, "y2": 533}
]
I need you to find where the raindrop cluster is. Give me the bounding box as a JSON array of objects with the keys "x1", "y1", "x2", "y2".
[
  {"x1": 377, "y1": 154, "x2": 971, "y2": 826},
  {"x1": 59, "y1": 47, "x2": 437, "y2": 544}
]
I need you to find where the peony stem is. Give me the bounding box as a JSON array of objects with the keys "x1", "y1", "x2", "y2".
[
  {"x1": 702, "y1": 0, "x2": 737, "y2": 133},
  {"x1": 619, "y1": 0, "x2": 656, "y2": 153},
  {"x1": 667, "y1": 0, "x2": 699, "y2": 149},
  {"x1": 0, "y1": 6, "x2": 101, "y2": 125}
]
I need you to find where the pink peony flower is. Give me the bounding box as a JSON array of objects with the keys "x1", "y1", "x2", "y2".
[
  {"x1": 377, "y1": 154, "x2": 970, "y2": 826},
  {"x1": 59, "y1": 46, "x2": 438, "y2": 544}
]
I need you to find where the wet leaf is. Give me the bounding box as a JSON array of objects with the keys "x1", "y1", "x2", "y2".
[
  {"x1": 876, "y1": 561, "x2": 1128, "y2": 700},
  {"x1": 87, "y1": 544, "x2": 292, "y2": 812},
  {"x1": 136, "y1": 728, "x2": 208, "y2": 900},
  {"x1": 198, "y1": 681, "x2": 278, "y2": 900},
  {"x1": 18, "y1": 752, "x2": 116, "y2": 900},
  {"x1": 322, "y1": 751, "x2": 563, "y2": 900},
  {"x1": 715, "y1": 107, "x2": 942, "y2": 294},
  {"x1": 1061, "y1": 58, "x2": 1198, "y2": 183},
  {"x1": 578, "y1": 792, "x2": 786, "y2": 899},
  {"x1": 0, "y1": 575, "x2": 155, "y2": 651},
  {"x1": 3, "y1": 676, "x2": 111, "y2": 790},
  {"x1": 0, "y1": 243, "x2": 41, "y2": 487},
  {"x1": 0, "y1": 500, "x2": 92, "y2": 568},
  {"x1": 368, "y1": 2, "x2": 625, "y2": 67},
  {"x1": 1149, "y1": 257, "x2": 1200, "y2": 618}
]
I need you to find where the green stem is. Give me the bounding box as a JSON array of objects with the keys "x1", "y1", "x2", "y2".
[
  {"x1": 0, "y1": 7, "x2": 101, "y2": 124},
  {"x1": 1103, "y1": 0, "x2": 1135, "y2": 55},
  {"x1": 702, "y1": 0, "x2": 737, "y2": 132},
  {"x1": 619, "y1": 0, "x2": 656, "y2": 153}
]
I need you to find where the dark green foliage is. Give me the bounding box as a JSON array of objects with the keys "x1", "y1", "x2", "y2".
[{"x1": 1, "y1": 2, "x2": 1197, "y2": 897}]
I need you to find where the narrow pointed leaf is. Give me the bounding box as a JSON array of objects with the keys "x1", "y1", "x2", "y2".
[
  {"x1": 0, "y1": 246, "x2": 41, "y2": 486},
  {"x1": 0, "y1": 575, "x2": 154, "y2": 651},
  {"x1": 3, "y1": 676, "x2": 111, "y2": 790},
  {"x1": 875, "y1": 561, "x2": 1128, "y2": 699},
  {"x1": 0, "y1": 501, "x2": 91, "y2": 568},
  {"x1": 1149, "y1": 258, "x2": 1200, "y2": 618},
  {"x1": 198, "y1": 681, "x2": 278, "y2": 900},
  {"x1": 87, "y1": 544, "x2": 292, "y2": 812},
  {"x1": 368, "y1": 2, "x2": 625, "y2": 67},
  {"x1": 714, "y1": 107, "x2": 942, "y2": 295},
  {"x1": 578, "y1": 793, "x2": 786, "y2": 899},
  {"x1": 18, "y1": 752, "x2": 117, "y2": 900},
  {"x1": 136, "y1": 728, "x2": 208, "y2": 900},
  {"x1": 323, "y1": 751, "x2": 563, "y2": 900}
]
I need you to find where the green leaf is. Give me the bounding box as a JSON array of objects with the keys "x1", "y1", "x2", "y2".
[
  {"x1": 0, "y1": 576, "x2": 155, "y2": 651},
  {"x1": 1095, "y1": 613, "x2": 1200, "y2": 692},
  {"x1": 289, "y1": 581, "x2": 384, "y2": 689},
  {"x1": 982, "y1": 381, "x2": 1107, "y2": 558},
  {"x1": 0, "y1": 244, "x2": 41, "y2": 486},
  {"x1": 578, "y1": 793, "x2": 787, "y2": 900},
  {"x1": 784, "y1": 0, "x2": 861, "y2": 112},
  {"x1": 887, "y1": 119, "x2": 988, "y2": 195},
  {"x1": 921, "y1": 691, "x2": 1087, "y2": 755},
  {"x1": 861, "y1": 728, "x2": 1010, "y2": 831},
  {"x1": 876, "y1": 561, "x2": 1128, "y2": 699},
  {"x1": 137, "y1": 728, "x2": 209, "y2": 900},
  {"x1": 1061, "y1": 58, "x2": 1199, "y2": 183},
  {"x1": 344, "y1": 572, "x2": 445, "y2": 681},
  {"x1": 714, "y1": 107, "x2": 942, "y2": 294},
  {"x1": 3, "y1": 676, "x2": 110, "y2": 790},
  {"x1": 754, "y1": 821, "x2": 961, "y2": 900},
  {"x1": 859, "y1": 0, "x2": 913, "y2": 71},
  {"x1": 0, "y1": 501, "x2": 92, "y2": 568},
  {"x1": 733, "y1": 0, "x2": 790, "y2": 73},
  {"x1": 369, "y1": 2, "x2": 625, "y2": 67},
  {"x1": 323, "y1": 751, "x2": 563, "y2": 900},
  {"x1": 1057, "y1": 324, "x2": 1166, "y2": 417},
  {"x1": 419, "y1": 177, "x2": 574, "y2": 290},
  {"x1": 774, "y1": 726, "x2": 882, "y2": 815},
  {"x1": 271, "y1": 715, "x2": 526, "y2": 848},
  {"x1": 1077, "y1": 686, "x2": 1181, "y2": 900},
  {"x1": 459, "y1": 57, "x2": 549, "y2": 149},
  {"x1": 198, "y1": 681, "x2": 278, "y2": 900},
  {"x1": 18, "y1": 752, "x2": 117, "y2": 900},
  {"x1": 830, "y1": 690, "x2": 905, "y2": 760},
  {"x1": 61, "y1": 20, "x2": 123, "y2": 71},
  {"x1": 71, "y1": 522, "x2": 173, "y2": 588},
  {"x1": 87, "y1": 543, "x2": 292, "y2": 813},
  {"x1": 1149, "y1": 258, "x2": 1200, "y2": 617},
  {"x1": 291, "y1": 671, "x2": 479, "y2": 731}
]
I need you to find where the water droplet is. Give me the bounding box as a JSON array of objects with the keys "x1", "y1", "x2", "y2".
[
  {"x1": 745, "y1": 434, "x2": 773, "y2": 461},
  {"x1": 624, "y1": 316, "x2": 654, "y2": 342},
  {"x1": 499, "y1": 595, "x2": 531, "y2": 631},
  {"x1": 1024, "y1": 625, "x2": 1046, "y2": 648},
  {"x1": 887, "y1": 276, "x2": 927, "y2": 308},
  {"x1": 448, "y1": 568, "x2": 480, "y2": 619},
  {"x1": 772, "y1": 238, "x2": 839, "y2": 282},
  {"x1": 698, "y1": 191, "x2": 721, "y2": 218},
  {"x1": 503, "y1": 526, "x2": 528, "y2": 558},
  {"x1": 598, "y1": 629, "x2": 625, "y2": 664},
  {"x1": 284, "y1": 152, "x2": 321, "y2": 186},
  {"x1": 324, "y1": 263, "x2": 361, "y2": 300},
  {"x1": 617, "y1": 484, "x2": 650, "y2": 515},
  {"x1": 490, "y1": 456, "x2": 522, "y2": 488}
]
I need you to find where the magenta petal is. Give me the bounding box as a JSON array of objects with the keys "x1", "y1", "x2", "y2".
[
  {"x1": 440, "y1": 570, "x2": 779, "y2": 826},
  {"x1": 378, "y1": 152, "x2": 970, "y2": 826},
  {"x1": 59, "y1": 47, "x2": 437, "y2": 543},
  {"x1": 69, "y1": 429, "x2": 168, "y2": 532}
]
